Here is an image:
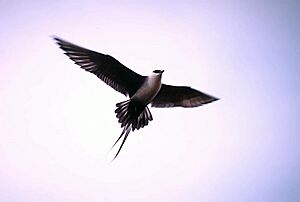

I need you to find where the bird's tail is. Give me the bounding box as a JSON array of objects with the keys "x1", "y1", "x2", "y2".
[
  {"x1": 115, "y1": 99, "x2": 153, "y2": 131},
  {"x1": 111, "y1": 99, "x2": 153, "y2": 159}
]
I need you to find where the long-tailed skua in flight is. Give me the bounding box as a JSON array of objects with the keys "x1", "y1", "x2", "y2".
[{"x1": 53, "y1": 36, "x2": 219, "y2": 159}]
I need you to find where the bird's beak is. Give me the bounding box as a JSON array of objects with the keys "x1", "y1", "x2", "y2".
[{"x1": 161, "y1": 70, "x2": 165, "y2": 73}]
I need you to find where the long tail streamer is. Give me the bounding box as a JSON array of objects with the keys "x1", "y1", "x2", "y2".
[{"x1": 111, "y1": 99, "x2": 153, "y2": 159}]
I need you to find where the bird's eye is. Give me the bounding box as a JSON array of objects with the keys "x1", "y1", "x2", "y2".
[{"x1": 153, "y1": 70, "x2": 160, "y2": 73}]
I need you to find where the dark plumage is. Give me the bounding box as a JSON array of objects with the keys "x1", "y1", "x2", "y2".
[{"x1": 53, "y1": 36, "x2": 219, "y2": 159}]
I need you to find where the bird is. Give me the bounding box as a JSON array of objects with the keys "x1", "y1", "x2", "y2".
[{"x1": 53, "y1": 36, "x2": 219, "y2": 159}]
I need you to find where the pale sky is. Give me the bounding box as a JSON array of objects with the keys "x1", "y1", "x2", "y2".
[{"x1": 0, "y1": 1, "x2": 299, "y2": 201}]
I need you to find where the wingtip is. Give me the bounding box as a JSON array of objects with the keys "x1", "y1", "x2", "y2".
[
  {"x1": 50, "y1": 35, "x2": 60, "y2": 41},
  {"x1": 207, "y1": 96, "x2": 220, "y2": 104},
  {"x1": 51, "y1": 35, "x2": 68, "y2": 45},
  {"x1": 51, "y1": 35, "x2": 64, "y2": 47},
  {"x1": 213, "y1": 96, "x2": 220, "y2": 102}
]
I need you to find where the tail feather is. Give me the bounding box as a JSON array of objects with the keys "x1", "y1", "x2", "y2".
[
  {"x1": 111, "y1": 124, "x2": 132, "y2": 160},
  {"x1": 115, "y1": 99, "x2": 153, "y2": 130},
  {"x1": 111, "y1": 99, "x2": 153, "y2": 159}
]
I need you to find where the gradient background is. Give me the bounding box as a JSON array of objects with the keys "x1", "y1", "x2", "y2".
[{"x1": 1, "y1": 1, "x2": 299, "y2": 201}]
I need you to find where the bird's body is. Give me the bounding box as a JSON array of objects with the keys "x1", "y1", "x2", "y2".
[
  {"x1": 53, "y1": 36, "x2": 219, "y2": 159},
  {"x1": 132, "y1": 72, "x2": 163, "y2": 103}
]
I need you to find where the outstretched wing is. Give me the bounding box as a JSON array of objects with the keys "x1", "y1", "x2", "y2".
[
  {"x1": 53, "y1": 36, "x2": 146, "y2": 97},
  {"x1": 151, "y1": 84, "x2": 219, "y2": 108}
]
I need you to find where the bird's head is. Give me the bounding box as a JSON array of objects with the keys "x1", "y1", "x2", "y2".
[{"x1": 152, "y1": 70, "x2": 164, "y2": 75}]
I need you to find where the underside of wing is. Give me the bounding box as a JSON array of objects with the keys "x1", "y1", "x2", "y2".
[
  {"x1": 151, "y1": 84, "x2": 219, "y2": 108},
  {"x1": 53, "y1": 36, "x2": 145, "y2": 97}
]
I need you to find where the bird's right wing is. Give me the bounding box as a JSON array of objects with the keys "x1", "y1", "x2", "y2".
[
  {"x1": 54, "y1": 37, "x2": 146, "y2": 97},
  {"x1": 151, "y1": 84, "x2": 219, "y2": 108}
]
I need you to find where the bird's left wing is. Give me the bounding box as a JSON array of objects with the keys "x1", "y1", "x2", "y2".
[
  {"x1": 53, "y1": 37, "x2": 146, "y2": 97},
  {"x1": 151, "y1": 84, "x2": 219, "y2": 108}
]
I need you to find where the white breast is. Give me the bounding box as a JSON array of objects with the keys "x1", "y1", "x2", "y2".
[{"x1": 132, "y1": 74, "x2": 162, "y2": 104}]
